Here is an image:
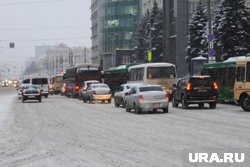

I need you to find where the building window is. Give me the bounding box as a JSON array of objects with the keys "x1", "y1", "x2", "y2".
[{"x1": 122, "y1": 56, "x2": 130, "y2": 64}]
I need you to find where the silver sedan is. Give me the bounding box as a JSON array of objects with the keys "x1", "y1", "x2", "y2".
[
  {"x1": 114, "y1": 83, "x2": 143, "y2": 107},
  {"x1": 82, "y1": 83, "x2": 112, "y2": 103},
  {"x1": 125, "y1": 85, "x2": 169, "y2": 114}
]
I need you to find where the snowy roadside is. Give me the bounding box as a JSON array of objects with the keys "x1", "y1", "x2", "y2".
[{"x1": 0, "y1": 88, "x2": 15, "y2": 128}]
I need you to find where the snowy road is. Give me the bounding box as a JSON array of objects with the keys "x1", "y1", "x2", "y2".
[{"x1": 0, "y1": 87, "x2": 250, "y2": 167}]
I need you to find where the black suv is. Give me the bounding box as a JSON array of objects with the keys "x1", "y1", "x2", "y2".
[{"x1": 172, "y1": 75, "x2": 218, "y2": 109}]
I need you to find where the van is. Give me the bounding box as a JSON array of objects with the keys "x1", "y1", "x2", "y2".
[{"x1": 22, "y1": 74, "x2": 50, "y2": 98}]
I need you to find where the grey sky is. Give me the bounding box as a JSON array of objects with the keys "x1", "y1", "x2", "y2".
[{"x1": 0, "y1": 0, "x2": 91, "y2": 64}]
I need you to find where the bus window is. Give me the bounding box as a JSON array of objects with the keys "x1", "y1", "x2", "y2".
[
  {"x1": 247, "y1": 63, "x2": 250, "y2": 82},
  {"x1": 147, "y1": 66, "x2": 176, "y2": 79},
  {"x1": 237, "y1": 66, "x2": 245, "y2": 82}
]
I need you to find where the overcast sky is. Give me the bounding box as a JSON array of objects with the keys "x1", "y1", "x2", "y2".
[{"x1": 0, "y1": 0, "x2": 91, "y2": 64}]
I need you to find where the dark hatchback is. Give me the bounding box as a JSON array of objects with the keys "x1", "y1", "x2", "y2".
[
  {"x1": 172, "y1": 75, "x2": 218, "y2": 109},
  {"x1": 22, "y1": 85, "x2": 42, "y2": 103}
]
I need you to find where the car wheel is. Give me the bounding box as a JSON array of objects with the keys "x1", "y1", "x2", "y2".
[
  {"x1": 83, "y1": 96, "x2": 87, "y2": 103},
  {"x1": 241, "y1": 96, "x2": 250, "y2": 111},
  {"x1": 163, "y1": 107, "x2": 169, "y2": 113},
  {"x1": 198, "y1": 103, "x2": 204, "y2": 109},
  {"x1": 125, "y1": 102, "x2": 130, "y2": 112},
  {"x1": 22, "y1": 98, "x2": 25, "y2": 103},
  {"x1": 121, "y1": 99, "x2": 125, "y2": 108},
  {"x1": 209, "y1": 102, "x2": 216, "y2": 109},
  {"x1": 134, "y1": 104, "x2": 141, "y2": 114},
  {"x1": 114, "y1": 98, "x2": 119, "y2": 107},
  {"x1": 89, "y1": 97, "x2": 93, "y2": 104},
  {"x1": 153, "y1": 109, "x2": 157, "y2": 112},
  {"x1": 39, "y1": 97, "x2": 42, "y2": 103},
  {"x1": 45, "y1": 95, "x2": 48, "y2": 98},
  {"x1": 181, "y1": 95, "x2": 188, "y2": 109},
  {"x1": 172, "y1": 97, "x2": 178, "y2": 108},
  {"x1": 108, "y1": 99, "x2": 111, "y2": 103}
]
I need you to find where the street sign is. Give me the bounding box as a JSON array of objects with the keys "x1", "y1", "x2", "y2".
[
  {"x1": 207, "y1": 34, "x2": 214, "y2": 42},
  {"x1": 209, "y1": 48, "x2": 215, "y2": 56}
]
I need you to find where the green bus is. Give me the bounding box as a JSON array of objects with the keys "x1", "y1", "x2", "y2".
[
  {"x1": 104, "y1": 64, "x2": 136, "y2": 94},
  {"x1": 203, "y1": 56, "x2": 250, "y2": 102}
]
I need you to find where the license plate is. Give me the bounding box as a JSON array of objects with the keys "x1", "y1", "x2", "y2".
[
  {"x1": 198, "y1": 89, "x2": 207, "y2": 93},
  {"x1": 153, "y1": 103, "x2": 160, "y2": 108},
  {"x1": 28, "y1": 96, "x2": 35, "y2": 98}
]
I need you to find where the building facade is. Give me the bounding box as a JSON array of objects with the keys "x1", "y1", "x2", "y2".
[
  {"x1": 91, "y1": 0, "x2": 103, "y2": 65},
  {"x1": 90, "y1": 0, "x2": 141, "y2": 70},
  {"x1": 101, "y1": 0, "x2": 141, "y2": 70}
]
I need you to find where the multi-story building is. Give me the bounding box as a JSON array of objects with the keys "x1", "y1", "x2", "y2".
[
  {"x1": 42, "y1": 44, "x2": 91, "y2": 76},
  {"x1": 91, "y1": 0, "x2": 102, "y2": 65},
  {"x1": 141, "y1": 0, "x2": 163, "y2": 15},
  {"x1": 0, "y1": 63, "x2": 24, "y2": 79},
  {"x1": 101, "y1": 0, "x2": 141, "y2": 70},
  {"x1": 91, "y1": 0, "x2": 141, "y2": 70}
]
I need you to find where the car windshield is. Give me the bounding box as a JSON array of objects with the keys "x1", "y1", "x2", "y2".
[
  {"x1": 139, "y1": 86, "x2": 163, "y2": 92},
  {"x1": 93, "y1": 85, "x2": 108, "y2": 89},
  {"x1": 190, "y1": 77, "x2": 212, "y2": 87},
  {"x1": 32, "y1": 78, "x2": 48, "y2": 85}
]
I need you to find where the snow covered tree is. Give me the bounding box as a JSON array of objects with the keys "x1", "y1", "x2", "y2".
[
  {"x1": 135, "y1": 0, "x2": 163, "y2": 63},
  {"x1": 213, "y1": 3, "x2": 224, "y2": 62},
  {"x1": 150, "y1": 0, "x2": 164, "y2": 62},
  {"x1": 215, "y1": 0, "x2": 250, "y2": 60},
  {"x1": 134, "y1": 10, "x2": 150, "y2": 63},
  {"x1": 186, "y1": 0, "x2": 208, "y2": 64}
]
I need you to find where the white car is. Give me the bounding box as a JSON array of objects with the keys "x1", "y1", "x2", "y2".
[
  {"x1": 82, "y1": 83, "x2": 112, "y2": 103},
  {"x1": 114, "y1": 83, "x2": 143, "y2": 107},
  {"x1": 125, "y1": 85, "x2": 169, "y2": 114},
  {"x1": 79, "y1": 80, "x2": 100, "y2": 100}
]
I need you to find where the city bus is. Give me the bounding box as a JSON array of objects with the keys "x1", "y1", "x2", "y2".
[
  {"x1": 51, "y1": 74, "x2": 64, "y2": 94},
  {"x1": 128, "y1": 63, "x2": 177, "y2": 98},
  {"x1": 203, "y1": 55, "x2": 250, "y2": 103},
  {"x1": 104, "y1": 64, "x2": 136, "y2": 94},
  {"x1": 234, "y1": 56, "x2": 250, "y2": 111},
  {"x1": 65, "y1": 64, "x2": 102, "y2": 98}
]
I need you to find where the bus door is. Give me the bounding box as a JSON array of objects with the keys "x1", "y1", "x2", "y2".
[{"x1": 235, "y1": 64, "x2": 246, "y2": 100}]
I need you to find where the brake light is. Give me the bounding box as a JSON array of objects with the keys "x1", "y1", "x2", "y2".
[
  {"x1": 138, "y1": 95, "x2": 144, "y2": 102},
  {"x1": 213, "y1": 82, "x2": 218, "y2": 90},
  {"x1": 75, "y1": 86, "x2": 80, "y2": 90},
  {"x1": 83, "y1": 86, "x2": 87, "y2": 91},
  {"x1": 164, "y1": 94, "x2": 169, "y2": 101},
  {"x1": 92, "y1": 90, "x2": 96, "y2": 94},
  {"x1": 186, "y1": 83, "x2": 191, "y2": 91}
]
